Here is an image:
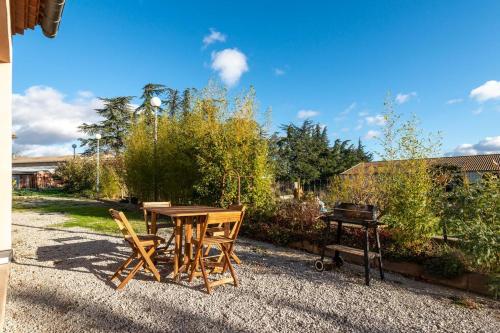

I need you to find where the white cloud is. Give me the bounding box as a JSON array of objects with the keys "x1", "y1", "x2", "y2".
[
  {"x1": 365, "y1": 114, "x2": 386, "y2": 126},
  {"x1": 12, "y1": 85, "x2": 103, "y2": 156},
  {"x1": 77, "y1": 90, "x2": 94, "y2": 99},
  {"x1": 358, "y1": 111, "x2": 369, "y2": 117},
  {"x1": 202, "y1": 28, "x2": 226, "y2": 48},
  {"x1": 446, "y1": 98, "x2": 463, "y2": 105},
  {"x1": 449, "y1": 136, "x2": 500, "y2": 156},
  {"x1": 364, "y1": 130, "x2": 380, "y2": 140},
  {"x1": 395, "y1": 92, "x2": 417, "y2": 104},
  {"x1": 13, "y1": 144, "x2": 74, "y2": 157},
  {"x1": 274, "y1": 68, "x2": 285, "y2": 76},
  {"x1": 472, "y1": 107, "x2": 483, "y2": 115},
  {"x1": 297, "y1": 109, "x2": 319, "y2": 119},
  {"x1": 470, "y1": 80, "x2": 500, "y2": 102},
  {"x1": 211, "y1": 48, "x2": 249, "y2": 87},
  {"x1": 355, "y1": 120, "x2": 363, "y2": 131},
  {"x1": 341, "y1": 102, "x2": 357, "y2": 115}
]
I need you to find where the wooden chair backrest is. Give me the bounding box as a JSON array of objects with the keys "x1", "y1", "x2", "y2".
[
  {"x1": 200, "y1": 211, "x2": 243, "y2": 243},
  {"x1": 142, "y1": 201, "x2": 172, "y2": 209},
  {"x1": 227, "y1": 204, "x2": 246, "y2": 238},
  {"x1": 142, "y1": 201, "x2": 172, "y2": 225},
  {"x1": 109, "y1": 209, "x2": 142, "y2": 250}
]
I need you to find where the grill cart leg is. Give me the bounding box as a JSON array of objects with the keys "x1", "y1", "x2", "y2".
[
  {"x1": 315, "y1": 218, "x2": 328, "y2": 272},
  {"x1": 334, "y1": 221, "x2": 343, "y2": 267},
  {"x1": 363, "y1": 227, "x2": 370, "y2": 286},
  {"x1": 375, "y1": 227, "x2": 384, "y2": 280}
]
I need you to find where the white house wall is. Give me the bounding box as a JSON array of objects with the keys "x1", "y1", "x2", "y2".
[
  {"x1": 0, "y1": 0, "x2": 12, "y2": 258},
  {"x1": 0, "y1": 0, "x2": 12, "y2": 329}
]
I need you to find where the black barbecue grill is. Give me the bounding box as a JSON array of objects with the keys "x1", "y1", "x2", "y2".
[{"x1": 314, "y1": 202, "x2": 384, "y2": 286}]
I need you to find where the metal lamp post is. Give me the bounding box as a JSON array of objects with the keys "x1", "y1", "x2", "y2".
[
  {"x1": 72, "y1": 144, "x2": 77, "y2": 158},
  {"x1": 95, "y1": 134, "x2": 101, "y2": 194},
  {"x1": 150, "y1": 96, "x2": 161, "y2": 201}
]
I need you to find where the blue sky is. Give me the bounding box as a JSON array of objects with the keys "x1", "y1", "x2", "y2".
[{"x1": 11, "y1": 0, "x2": 500, "y2": 157}]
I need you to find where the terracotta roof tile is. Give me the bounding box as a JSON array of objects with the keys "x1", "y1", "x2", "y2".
[{"x1": 341, "y1": 154, "x2": 500, "y2": 175}]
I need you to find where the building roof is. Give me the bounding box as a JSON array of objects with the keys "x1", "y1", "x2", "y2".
[
  {"x1": 341, "y1": 153, "x2": 500, "y2": 175},
  {"x1": 12, "y1": 166, "x2": 56, "y2": 174},
  {"x1": 12, "y1": 155, "x2": 73, "y2": 165},
  {"x1": 10, "y1": 0, "x2": 65, "y2": 38}
]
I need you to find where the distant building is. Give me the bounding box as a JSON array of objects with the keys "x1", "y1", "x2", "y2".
[
  {"x1": 341, "y1": 153, "x2": 500, "y2": 182},
  {"x1": 12, "y1": 155, "x2": 72, "y2": 189}
]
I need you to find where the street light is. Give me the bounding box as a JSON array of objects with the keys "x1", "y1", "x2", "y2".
[
  {"x1": 150, "y1": 96, "x2": 161, "y2": 200},
  {"x1": 95, "y1": 134, "x2": 101, "y2": 194},
  {"x1": 71, "y1": 144, "x2": 77, "y2": 158},
  {"x1": 150, "y1": 96, "x2": 161, "y2": 143}
]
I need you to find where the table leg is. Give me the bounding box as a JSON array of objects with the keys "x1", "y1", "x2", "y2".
[
  {"x1": 185, "y1": 217, "x2": 193, "y2": 263},
  {"x1": 151, "y1": 211, "x2": 158, "y2": 235},
  {"x1": 174, "y1": 217, "x2": 182, "y2": 281}
]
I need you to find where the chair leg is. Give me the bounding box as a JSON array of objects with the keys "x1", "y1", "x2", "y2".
[
  {"x1": 143, "y1": 247, "x2": 161, "y2": 282},
  {"x1": 189, "y1": 246, "x2": 203, "y2": 282},
  {"x1": 204, "y1": 245, "x2": 213, "y2": 256},
  {"x1": 165, "y1": 232, "x2": 175, "y2": 249},
  {"x1": 110, "y1": 252, "x2": 136, "y2": 281},
  {"x1": 230, "y1": 252, "x2": 242, "y2": 265},
  {"x1": 199, "y1": 256, "x2": 211, "y2": 294},
  {"x1": 117, "y1": 260, "x2": 144, "y2": 290},
  {"x1": 222, "y1": 245, "x2": 238, "y2": 287}
]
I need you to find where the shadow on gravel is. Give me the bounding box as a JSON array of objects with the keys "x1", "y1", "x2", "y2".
[
  {"x1": 10, "y1": 286, "x2": 255, "y2": 333},
  {"x1": 12, "y1": 223, "x2": 123, "y2": 239},
  {"x1": 31, "y1": 234, "x2": 175, "y2": 288}
]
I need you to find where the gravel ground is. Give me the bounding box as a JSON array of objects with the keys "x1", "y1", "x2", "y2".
[{"x1": 3, "y1": 209, "x2": 499, "y2": 333}]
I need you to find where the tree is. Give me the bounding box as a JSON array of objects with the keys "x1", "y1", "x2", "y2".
[
  {"x1": 273, "y1": 120, "x2": 371, "y2": 185},
  {"x1": 134, "y1": 83, "x2": 167, "y2": 123},
  {"x1": 377, "y1": 96, "x2": 441, "y2": 245},
  {"x1": 429, "y1": 163, "x2": 464, "y2": 240},
  {"x1": 79, "y1": 96, "x2": 134, "y2": 155},
  {"x1": 181, "y1": 88, "x2": 197, "y2": 116},
  {"x1": 125, "y1": 84, "x2": 274, "y2": 209},
  {"x1": 165, "y1": 88, "x2": 181, "y2": 117}
]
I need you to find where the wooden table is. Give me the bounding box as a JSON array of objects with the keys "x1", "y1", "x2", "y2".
[{"x1": 147, "y1": 205, "x2": 239, "y2": 280}]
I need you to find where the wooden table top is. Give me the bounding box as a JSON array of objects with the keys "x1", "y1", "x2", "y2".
[{"x1": 146, "y1": 205, "x2": 239, "y2": 217}]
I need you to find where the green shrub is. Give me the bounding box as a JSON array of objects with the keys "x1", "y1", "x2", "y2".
[
  {"x1": 54, "y1": 157, "x2": 96, "y2": 194},
  {"x1": 375, "y1": 99, "x2": 441, "y2": 246},
  {"x1": 446, "y1": 174, "x2": 500, "y2": 273},
  {"x1": 423, "y1": 248, "x2": 466, "y2": 278},
  {"x1": 274, "y1": 197, "x2": 323, "y2": 231},
  {"x1": 488, "y1": 274, "x2": 500, "y2": 299},
  {"x1": 100, "y1": 164, "x2": 122, "y2": 199}
]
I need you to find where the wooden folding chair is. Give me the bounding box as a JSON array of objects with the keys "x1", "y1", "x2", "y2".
[
  {"x1": 142, "y1": 201, "x2": 176, "y2": 249},
  {"x1": 109, "y1": 209, "x2": 165, "y2": 290},
  {"x1": 205, "y1": 204, "x2": 246, "y2": 265},
  {"x1": 188, "y1": 211, "x2": 244, "y2": 294},
  {"x1": 142, "y1": 201, "x2": 172, "y2": 234}
]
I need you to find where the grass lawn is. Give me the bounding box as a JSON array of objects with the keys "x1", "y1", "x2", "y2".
[
  {"x1": 13, "y1": 195, "x2": 147, "y2": 235},
  {"x1": 13, "y1": 188, "x2": 78, "y2": 198}
]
